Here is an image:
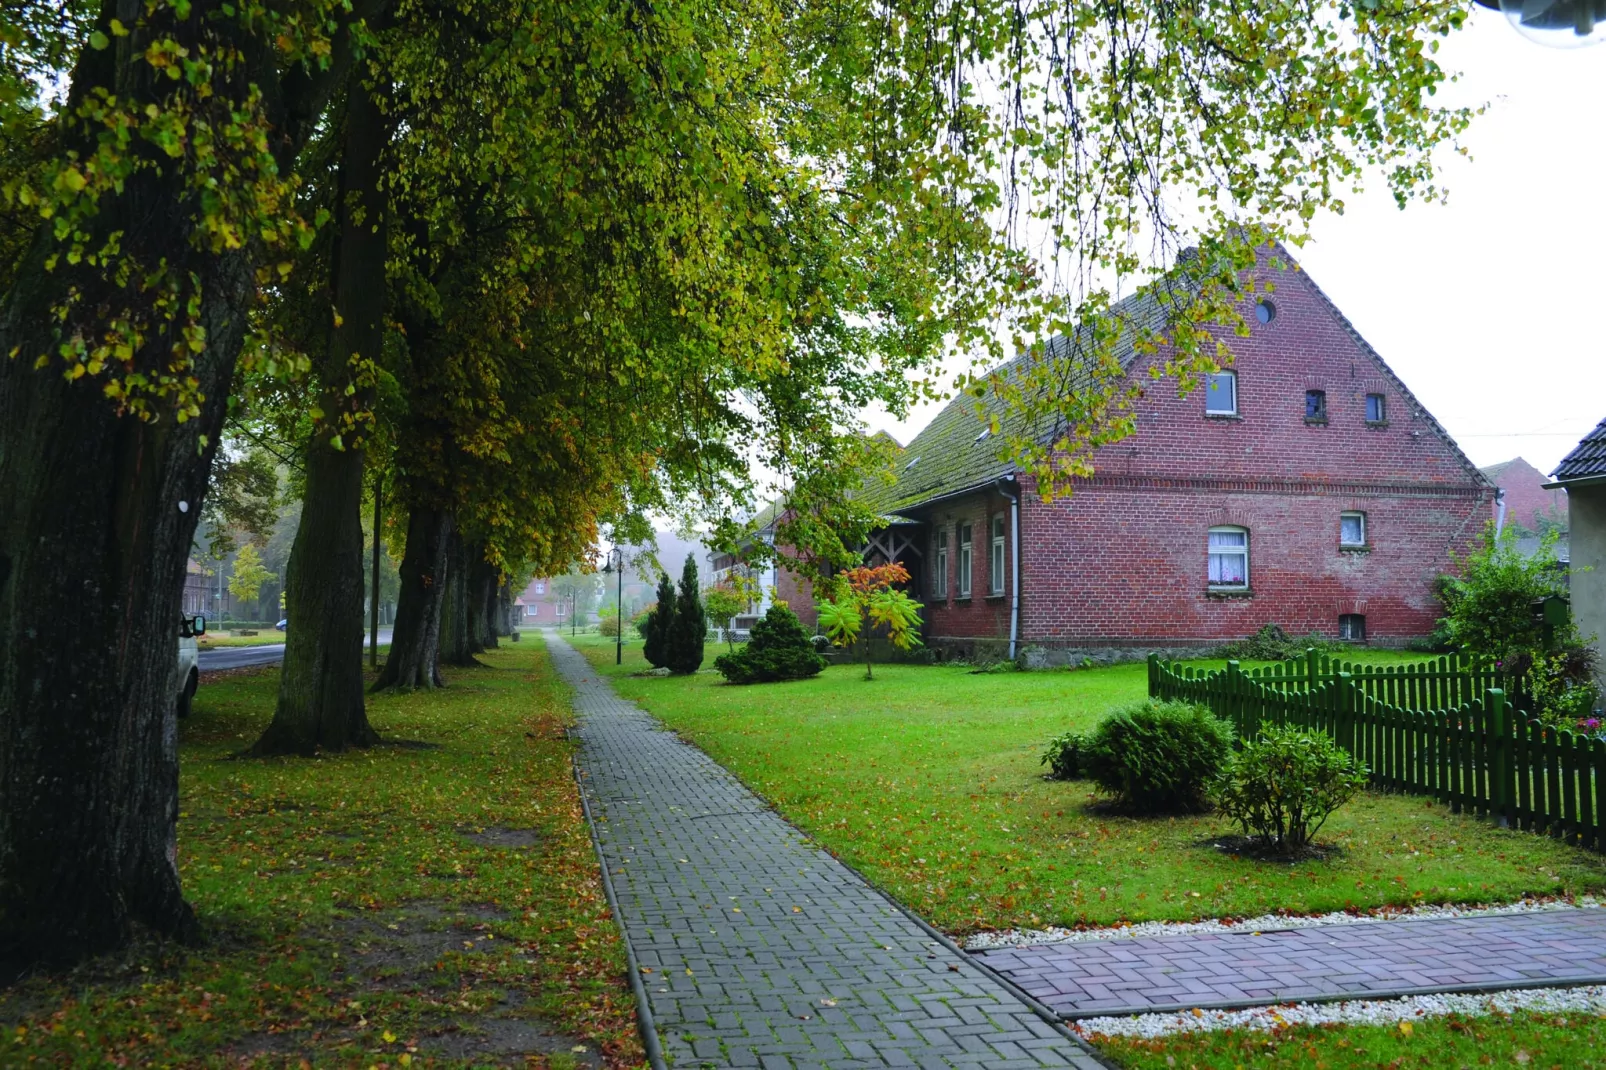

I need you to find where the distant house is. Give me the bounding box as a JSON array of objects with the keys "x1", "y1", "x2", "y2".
[
  {"x1": 1548, "y1": 419, "x2": 1606, "y2": 694},
  {"x1": 1480, "y1": 457, "x2": 1569, "y2": 535},
  {"x1": 514, "y1": 578, "x2": 568, "y2": 625},
  {"x1": 769, "y1": 244, "x2": 1493, "y2": 662}
]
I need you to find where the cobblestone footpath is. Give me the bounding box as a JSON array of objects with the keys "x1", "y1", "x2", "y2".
[
  {"x1": 548, "y1": 635, "x2": 1107, "y2": 1070},
  {"x1": 975, "y1": 908, "x2": 1606, "y2": 1019}
]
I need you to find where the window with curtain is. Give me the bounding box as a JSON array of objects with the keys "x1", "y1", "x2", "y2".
[
  {"x1": 957, "y1": 525, "x2": 972, "y2": 598},
  {"x1": 1208, "y1": 527, "x2": 1249, "y2": 588},
  {"x1": 990, "y1": 515, "x2": 1006, "y2": 595}
]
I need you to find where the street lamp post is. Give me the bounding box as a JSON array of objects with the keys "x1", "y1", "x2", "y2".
[{"x1": 603, "y1": 549, "x2": 624, "y2": 664}]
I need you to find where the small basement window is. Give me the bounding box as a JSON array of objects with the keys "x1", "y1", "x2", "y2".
[
  {"x1": 1340, "y1": 511, "x2": 1367, "y2": 547},
  {"x1": 1339, "y1": 614, "x2": 1367, "y2": 641},
  {"x1": 1205, "y1": 371, "x2": 1238, "y2": 416},
  {"x1": 1305, "y1": 389, "x2": 1327, "y2": 421},
  {"x1": 1365, "y1": 393, "x2": 1387, "y2": 424}
]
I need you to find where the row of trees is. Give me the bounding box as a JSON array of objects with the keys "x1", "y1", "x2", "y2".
[{"x1": 2, "y1": 0, "x2": 1482, "y2": 971}]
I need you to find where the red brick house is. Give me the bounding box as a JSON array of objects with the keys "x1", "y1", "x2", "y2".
[
  {"x1": 514, "y1": 577, "x2": 568, "y2": 624},
  {"x1": 844, "y1": 246, "x2": 1492, "y2": 664},
  {"x1": 1480, "y1": 457, "x2": 1569, "y2": 535}
]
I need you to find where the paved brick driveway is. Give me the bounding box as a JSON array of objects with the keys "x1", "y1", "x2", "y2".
[
  {"x1": 974, "y1": 909, "x2": 1606, "y2": 1019},
  {"x1": 549, "y1": 635, "x2": 1107, "y2": 1070}
]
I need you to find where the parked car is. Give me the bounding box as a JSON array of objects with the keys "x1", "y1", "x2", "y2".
[
  {"x1": 176, "y1": 615, "x2": 205, "y2": 719},
  {"x1": 276, "y1": 619, "x2": 288, "y2": 632}
]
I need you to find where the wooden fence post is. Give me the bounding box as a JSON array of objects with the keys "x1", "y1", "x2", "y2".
[
  {"x1": 1337, "y1": 672, "x2": 1358, "y2": 767},
  {"x1": 1489, "y1": 688, "x2": 1513, "y2": 829},
  {"x1": 1148, "y1": 653, "x2": 1160, "y2": 699}
]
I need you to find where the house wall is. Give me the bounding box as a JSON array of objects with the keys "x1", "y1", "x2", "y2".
[
  {"x1": 909, "y1": 487, "x2": 1019, "y2": 656},
  {"x1": 1569, "y1": 485, "x2": 1606, "y2": 697},
  {"x1": 1490, "y1": 458, "x2": 1569, "y2": 533}
]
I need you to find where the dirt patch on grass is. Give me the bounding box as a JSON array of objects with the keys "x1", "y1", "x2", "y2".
[
  {"x1": 1203, "y1": 834, "x2": 1347, "y2": 864},
  {"x1": 458, "y1": 826, "x2": 543, "y2": 849}
]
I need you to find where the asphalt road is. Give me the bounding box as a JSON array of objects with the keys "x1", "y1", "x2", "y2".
[{"x1": 198, "y1": 627, "x2": 392, "y2": 672}]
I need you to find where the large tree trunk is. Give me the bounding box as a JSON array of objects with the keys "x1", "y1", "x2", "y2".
[
  {"x1": 374, "y1": 507, "x2": 453, "y2": 690},
  {"x1": 474, "y1": 558, "x2": 500, "y2": 651},
  {"x1": 439, "y1": 531, "x2": 481, "y2": 667},
  {"x1": 253, "y1": 78, "x2": 389, "y2": 755}
]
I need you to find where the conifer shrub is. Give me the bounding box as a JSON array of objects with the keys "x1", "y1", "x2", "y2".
[
  {"x1": 642, "y1": 574, "x2": 676, "y2": 668},
  {"x1": 1039, "y1": 731, "x2": 1085, "y2": 780},
  {"x1": 1082, "y1": 700, "x2": 1233, "y2": 813},
  {"x1": 665, "y1": 555, "x2": 707, "y2": 674},
  {"x1": 714, "y1": 604, "x2": 827, "y2": 684}
]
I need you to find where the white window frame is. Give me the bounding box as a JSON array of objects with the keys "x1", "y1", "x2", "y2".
[
  {"x1": 957, "y1": 524, "x2": 973, "y2": 599},
  {"x1": 1205, "y1": 371, "x2": 1238, "y2": 416},
  {"x1": 1340, "y1": 511, "x2": 1367, "y2": 548},
  {"x1": 989, "y1": 515, "x2": 1006, "y2": 595},
  {"x1": 1207, "y1": 526, "x2": 1250, "y2": 589},
  {"x1": 933, "y1": 530, "x2": 949, "y2": 599}
]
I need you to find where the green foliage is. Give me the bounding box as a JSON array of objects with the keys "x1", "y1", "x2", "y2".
[
  {"x1": 1039, "y1": 731, "x2": 1085, "y2": 781},
  {"x1": 1218, "y1": 624, "x2": 1335, "y2": 662},
  {"x1": 1082, "y1": 701, "x2": 1234, "y2": 814},
  {"x1": 642, "y1": 575, "x2": 676, "y2": 669},
  {"x1": 665, "y1": 556, "x2": 706, "y2": 675},
  {"x1": 226, "y1": 544, "x2": 275, "y2": 607},
  {"x1": 703, "y1": 586, "x2": 747, "y2": 651},
  {"x1": 816, "y1": 564, "x2": 923, "y2": 680},
  {"x1": 597, "y1": 609, "x2": 621, "y2": 639},
  {"x1": 1213, "y1": 725, "x2": 1368, "y2": 856},
  {"x1": 714, "y1": 605, "x2": 828, "y2": 685},
  {"x1": 631, "y1": 606, "x2": 655, "y2": 642},
  {"x1": 1440, "y1": 528, "x2": 1569, "y2": 668}
]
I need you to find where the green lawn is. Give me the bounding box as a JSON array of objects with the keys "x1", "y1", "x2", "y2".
[
  {"x1": 1100, "y1": 1010, "x2": 1606, "y2": 1070},
  {"x1": 1, "y1": 642, "x2": 640, "y2": 1068},
  {"x1": 197, "y1": 630, "x2": 287, "y2": 648},
  {"x1": 570, "y1": 634, "x2": 1606, "y2": 935}
]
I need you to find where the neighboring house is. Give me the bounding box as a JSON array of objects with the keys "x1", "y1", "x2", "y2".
[
  {"x1": 513, "y1": 578, "x2": 568, "y2": 624},
  {"x1": 1547, "y1": 419, "x2": 1606, "y2": 694},
  {"x1": 1480, "y1": 456, "x2": 1569, "y2": 536},
  {"x1": 806, "y1": 244, "x2": 1491, "y2": 663},
  {"x1": 710, "y1": 504, "x2": 820, "y2": 634},
  {"x1": 182, "y1": 558, "x2": 212, "y2": 617}
]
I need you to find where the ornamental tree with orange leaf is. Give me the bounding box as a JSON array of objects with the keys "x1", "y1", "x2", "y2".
[{"x1": 817, "y1": 564, "x2": 925, "y2": 680}]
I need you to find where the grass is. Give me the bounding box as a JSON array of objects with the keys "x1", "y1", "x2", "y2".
[
  {"x1": 0, "y1": 641, "x2": 640, "y2": 1068},
  {"x1": 197, "y1": 631, "x2": 286, "y2": 648},
  {"x1": 1098, "y1": 1010, "x2": 1606, "y2": 1069},
  {"x1": 570, "y1": 634, "x2": 1606, "y2": 935}
]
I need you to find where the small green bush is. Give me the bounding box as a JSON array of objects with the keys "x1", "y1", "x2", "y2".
[
  {"x1": 1082, "y1": 701, "x2": 1233, "y2": 813},
  {"x1": 1212, "y1": 724, "x2": 1367, "y2": 855},
  {"x1": 1040, "y1": 731, "x2": 1085, "y2": 780},
  {"x1": 1218, "y1": 623, "x2": 1334, "y2": 662},
  {"x1": 714, "y1": 604, "x2": 827, "y2": 684}
]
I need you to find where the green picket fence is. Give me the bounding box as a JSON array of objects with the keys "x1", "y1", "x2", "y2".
[{"x1": 1149, "y1": 655, "x2": 1606, "y2": 851}]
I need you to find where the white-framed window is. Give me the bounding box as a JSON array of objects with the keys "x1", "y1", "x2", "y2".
[
  {"x1": 1340, "y1": 511, "x2": 1367, "y2": 547},
  {"x1": 534, "y1": 581, "x2": 546, "y2": 594},
  {"x1": 933, "y1": 530, "x2": 949, "y2": 599},
  {"x1": 1365, "y1": 393, "x2": 1387, "y2": 424},
  {"x1": 990, "y1": 515, "x2": 1006, "y2": 595},
  {"x1": 957, "y1": 524, "x2": 973, "y2": 598},
  {"x1": 1339, "y1": 614, "x2": 1367, "y2": 641},
  {"x1": 1207, "y1": 527, "x2": 1249, "y2": 588},
  {"x1": 1205, "y1": 371, "x2": 1238, "y2": 416}
]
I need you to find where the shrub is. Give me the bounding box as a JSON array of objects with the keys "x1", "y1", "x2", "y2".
[
  {"x1": 631, "y1": 605, "x2": 655, "y2": 640},
  {"x1": 1040, "y1": 731, "x2": 1085, "y2": 780},
  {"x1": 597, "y1": 613, "x2": 621, "y2": 638},
  {"x1": 1081, "y1": 700, "x2": 1233, "y2": 813},
  {"x1": 665, "y1": 554, "x2": 707, "y2": 674},
  {"x1": 1213, "y1": 725, "x2": 1367, "y2": 855},
  {"x1": 704, "y1": 585, "x2": 746, "y2": 650},
  {"x1": 1218, "y1": 623, "x2": 1334, "y2": 662},
  {"x1": 714, "y1": 604, "x2": 827, "y2": 684},
  {"x1": 642, "y1": 574, "x2": 676, "y2": 668}
]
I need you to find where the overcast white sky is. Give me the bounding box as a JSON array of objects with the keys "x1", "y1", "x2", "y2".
[{"x1": 865, "y1": 9, "x2": 1606, "y2": 478}]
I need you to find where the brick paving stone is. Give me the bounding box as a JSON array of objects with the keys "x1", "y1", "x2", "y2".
[
  {"x1": 974, "y1": 909, "x2": 1606, "y2": 1018},
  {"x1": 549, "y1": 635, "x2": 1105, "y2": 1070}
]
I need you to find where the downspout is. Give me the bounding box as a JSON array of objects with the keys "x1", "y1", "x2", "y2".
[
  {"x1": 996, "y1": 476, "x2": 1021, "y2": 661},
  {"x1": 1494, "y1": 487, "x2": 1508, "y2": 540}
]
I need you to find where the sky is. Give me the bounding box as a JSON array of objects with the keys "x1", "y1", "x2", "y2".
[{"x1": 865, "y1": 9, "x2": 1606, "y2": 478}]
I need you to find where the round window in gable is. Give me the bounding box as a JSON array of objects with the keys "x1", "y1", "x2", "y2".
[{"x1": 1255, "y1": 300, "x2": 1277, "y2": 324}]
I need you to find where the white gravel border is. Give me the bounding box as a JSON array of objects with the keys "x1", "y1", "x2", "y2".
[
  {"x1": 1070, "y1": 985, "x2": 1606, "y2": 1039},
  {"x1": 962, "y1": 895, "x2": 1603, "y2": 951}
]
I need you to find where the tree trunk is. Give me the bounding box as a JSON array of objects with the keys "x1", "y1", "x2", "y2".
[
  {"x1": 374, "y1": 507, "x2": 453, "y2": 690},
  {"x1": 496, "y1": 581, "x2": 516, "y2": 638},
  {"x1": 474, "y1": 559, "x2": 500, "y2": 651},
  {"x1": 439, "y1": 531, "x2": 482, "y2": 667},
  {"x1": 253, "y1": 78, "x2": 389, "y2": 755}
]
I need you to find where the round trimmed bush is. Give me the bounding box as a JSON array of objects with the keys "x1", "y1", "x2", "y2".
[
  {"x1": 1082, "y1": 700, "x2": 1233, "y2": 813},
  {"x1": 1212, "y1": 724, "x2": 1367, "y2": 855}
]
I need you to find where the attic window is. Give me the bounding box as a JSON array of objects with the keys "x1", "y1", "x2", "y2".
[
  {"x1": 974, "y1": 428, "x2": 991, "y2": 443},
  {"x1": 904, "y1": 456, "x2": 921, "y2": 471},
  {"x1": 1255, "y1": 300, "x2": 1276, "y2": 324}
]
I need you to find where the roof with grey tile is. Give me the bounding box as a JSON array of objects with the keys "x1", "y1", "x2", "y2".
[{"x1": 1553, "y1": 418, "x2": 1606, "y2": 484}]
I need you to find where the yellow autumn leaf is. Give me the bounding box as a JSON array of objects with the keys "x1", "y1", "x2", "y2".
[{"x1": 1398, "y1": 1021, "x2": 1413, "y2": 1037}]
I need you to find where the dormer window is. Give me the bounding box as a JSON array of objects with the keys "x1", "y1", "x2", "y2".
[{"x1": 1205, "y1": 372, "x2": 1237, "y2": 416}]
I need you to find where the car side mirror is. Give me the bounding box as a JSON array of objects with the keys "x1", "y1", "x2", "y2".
[{"x1": 185, "y1": 615, "x2": 206, "y2": 638}]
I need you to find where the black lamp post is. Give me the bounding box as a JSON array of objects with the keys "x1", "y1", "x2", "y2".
[{"x1": 602, "y1": 549, "x2": 624, "y2": 664}]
